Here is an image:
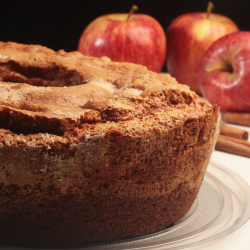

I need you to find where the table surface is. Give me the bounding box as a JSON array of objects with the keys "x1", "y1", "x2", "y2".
[{"x1": 201, "y1": 122, "x2": 250, "y2": 250}]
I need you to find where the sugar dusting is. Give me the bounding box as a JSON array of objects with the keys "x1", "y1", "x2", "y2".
[
  {"x1": 120, "y1": 87, "x2": 143, "y2": 96},
  {"x1": 89, "y1": 79, "x2": 143, "y2": 96},
  {"x1": 89, "y1": 79, "x2": 118, "y2": 95},
  {"x1": 0, "y1": 83, "x2": 51, "y2": 105},
  {"x1": 0, "y1": 54, "x2": 8, "y2": 60}
]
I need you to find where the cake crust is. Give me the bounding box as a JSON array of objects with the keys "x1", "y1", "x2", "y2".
[{"x1": 0, "y1": 41, "x2": 220, "y2": 245}]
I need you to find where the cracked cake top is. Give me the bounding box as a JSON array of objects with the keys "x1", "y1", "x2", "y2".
[{"x1": 0, "y1": 41, "x2": 211, "y2": 138}]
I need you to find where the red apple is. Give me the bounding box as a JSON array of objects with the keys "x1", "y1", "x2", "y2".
[
  {"x1": 78, "y1": 6, "x2": 166, "y2": 73},
  {"x1": 199, "y1": 31, "x2": 250, "y2": 112},
  {"x1": 166, "y1": 2, "x2": 239, "y2": 94}
]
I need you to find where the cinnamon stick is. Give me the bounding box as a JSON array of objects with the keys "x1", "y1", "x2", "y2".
[
  {"x1": 220, "y1": 123, "x2": 249, "y2": 140},
  {"x1": 215, "y1": 135, "x2": 250, "y2": 158},
  {"x1": 218, "y1": 134, "x2": 250, "y2": 147},
  {"x1": 225, "y1": 112, "x2": 250, "y2": 126}
]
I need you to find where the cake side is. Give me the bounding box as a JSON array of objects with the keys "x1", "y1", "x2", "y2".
[{"x1": 0, "y1": 103, "x2": 220, "y2": 243}]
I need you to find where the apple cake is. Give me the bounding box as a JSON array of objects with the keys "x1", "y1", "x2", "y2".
[{"x1": 0, "y1": 41, "x2": 220, "y2": 245}]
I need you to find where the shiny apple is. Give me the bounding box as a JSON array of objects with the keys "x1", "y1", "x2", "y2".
[
  {"x1": 166, "y1": 2, "x2": 239, "y2": 94},
  {"x1": 199, "y1": 31, "x2": 250, "y2": 112},
  {"x1": 78, "y1": 6, "x2": 167, "y2": 73}
]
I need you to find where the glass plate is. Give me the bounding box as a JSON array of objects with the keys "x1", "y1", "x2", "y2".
[{"x1": 1, "y1": 160, "x2": 250, "y2": 250}]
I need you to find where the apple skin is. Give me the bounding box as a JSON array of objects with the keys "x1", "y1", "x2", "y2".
[
  {"x1": 166, "y1": 12, "x2": 239, "y2": 94},
  {"x1": 78, "y1": 13, "x2": 166, "y2": 73},
  {"x1": 199, "y1": 31, "x2": 250, "y2": 112}
]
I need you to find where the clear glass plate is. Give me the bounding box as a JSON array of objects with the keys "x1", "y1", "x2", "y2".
[{"x1": 1, "y1": 160, "x2": 250, "y2": 250}]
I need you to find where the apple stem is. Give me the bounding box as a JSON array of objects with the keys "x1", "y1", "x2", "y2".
[
  {"x1": 127, "y1": 5, "x2": 138, "y2": 21},
  {"x1": 207, "y1": 2, "x2": 214, "y2": 18}
]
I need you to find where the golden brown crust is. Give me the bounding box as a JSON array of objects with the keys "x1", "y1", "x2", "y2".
[
  {"x1": 0, "y1": 41, "x2": 199, "y2": 135},
  {"x1": 0, "y1": 41, "x2": 220, "y2": 245}
]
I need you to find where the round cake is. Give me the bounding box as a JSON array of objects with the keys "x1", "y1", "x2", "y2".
[{"x1": 0, "y1": 42, "x2": 220, "y2": 245}]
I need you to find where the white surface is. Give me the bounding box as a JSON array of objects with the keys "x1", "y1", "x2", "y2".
[{"x1": 208, "y1": 123, "x2": 250, "y2": 250}]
